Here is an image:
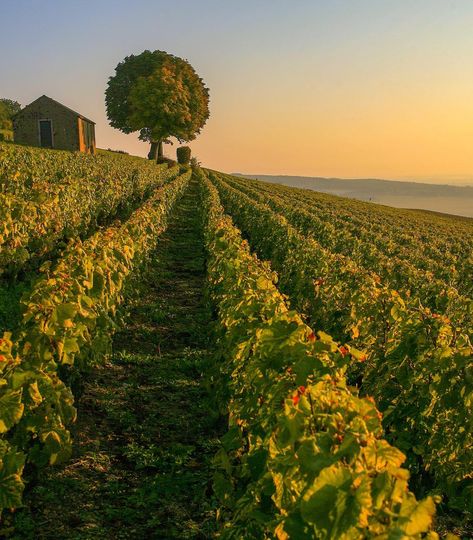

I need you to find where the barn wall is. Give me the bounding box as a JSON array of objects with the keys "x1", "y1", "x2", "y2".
[
  {"x1": 78, "y1": 118, "x2": 96, "y2": 154},
  {"x1": 78, "y1": 117, "x2": 85, "y2": 152},
  {"x1": 13, "y1": 97, "x2": 80, "y2": 151},
  {"x1": 90, "y1": 122, "x2": 96, "y2": 154}
]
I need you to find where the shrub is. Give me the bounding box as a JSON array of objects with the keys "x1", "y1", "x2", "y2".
[
  {"x1": 107, "y1": 148, "x2": 129, "y2": 155},
  {"x1": 176, "y1": 146, "x2": 191, "y2": 165},
  {"x1": 157, "y1": 156, "x2": 177, "y2": 168},
  {"x1": 0, "y1": 131, "x2": 12, "y2": 142}
]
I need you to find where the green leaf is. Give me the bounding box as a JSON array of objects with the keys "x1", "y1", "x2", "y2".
[
  {"x1": 63, "y1": 337, "x2": 80, "y2": 354},
  {"x1": 256, "y1": 276, "x2": 273, "y2": 290},
  {"x1": 301, "y1": 464, "x2": 352, "y2": 525},
  {"x1": 402, "y1": 495, "x2": 436, "y2": 535},
  {"x1": 0, "y1": 443, "x2": 25, "y2": 510},
  {"x1": 54, "y1": 303, "x2": 78, "y2": 324},
  {"x1": 247, "y1": 449, "x2": 268, "y2": 480},
  {"x1": 213, "y1": 471, "x2": 233, "y2": 504},
  {"x1": 28, "y1": 382, "x2": 43, "y2": 406},
  {"x1": 0, "y1": 389, "x2": 24, "y2": 433},
  {"x1": 59, "y1": 337, "x2": 80, "y2": 365},
  {"x1": 0, "y1": 472, "x2": 25, "y2": 510},
  {"x1": 221, "y1": 426, "x2": 243, "y2": 452},
  {"x1": 297, "y1": 439, "x2": 334, "y2": 475}
]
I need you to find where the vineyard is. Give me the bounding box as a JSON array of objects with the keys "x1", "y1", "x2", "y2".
[{"x1": 0, "y1": 141, "x2": 471, "y2": 538}]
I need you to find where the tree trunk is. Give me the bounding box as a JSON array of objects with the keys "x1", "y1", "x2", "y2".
[
  {"x1": 157, "y1": 140, "x2": 163, "y2": 161},
  {"x1": 148, "y1": 141, "x2": 158, "y2": 160}
]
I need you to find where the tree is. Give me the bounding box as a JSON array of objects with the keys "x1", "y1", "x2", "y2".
[
  {"x1": 105, "y1": 50, "x2": 209, "y2": 161},
  {"x1": 0, "y1": 98, "x2": 21, "y2": 134}
]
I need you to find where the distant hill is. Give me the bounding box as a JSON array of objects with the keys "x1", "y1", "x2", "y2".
[{"x1": 233, "y1": 174, "x2": 473, "y2": 218}]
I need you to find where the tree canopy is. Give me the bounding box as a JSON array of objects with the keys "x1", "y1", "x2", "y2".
[
  {"x1": 0, "y1": 98, "x2": 21, "y2": 134},
  {"x1": 105, "y1": 50, "x2": 209, "y2": 160}
]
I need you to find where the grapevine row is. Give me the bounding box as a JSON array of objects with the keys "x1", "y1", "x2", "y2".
[
  {"x1": 259, "y1": 176, "x2": 473, "y2": 269},
  {"x1": 0, "y1": 170, "x2": 191, "y2": 516},
  {"x1": 220, "y1": 172, "x2": 473, "y2": 324},
  {"x1": 0, "y1": 142, "x2": 180, "y2": 275},
  {"x1": 227, "y1": 174, "x2": 472, "y2": 297},
  {"x1": 208, "y1": 170, "x2": 473, "y2": 515},
  {"x1": 199, "y1": 170, "x2": 437, "y2": 539}
]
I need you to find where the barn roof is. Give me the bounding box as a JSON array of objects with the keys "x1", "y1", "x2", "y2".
[{"x1": 14, "y1": 95, "x2": 96, "y2": 124}]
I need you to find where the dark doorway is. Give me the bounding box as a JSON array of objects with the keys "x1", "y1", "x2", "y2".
[{"x1": 39, "y1": 119, "x2": 53, "y2": 148}]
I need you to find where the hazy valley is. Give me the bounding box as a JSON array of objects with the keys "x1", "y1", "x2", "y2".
[{"x1": 236, "y1": 174, "x2": 473, "y2": 218}]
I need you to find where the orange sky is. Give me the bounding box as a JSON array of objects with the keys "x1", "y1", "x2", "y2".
[{"x1": 187, "y1": 76, "x2": 473, "y2": 181}]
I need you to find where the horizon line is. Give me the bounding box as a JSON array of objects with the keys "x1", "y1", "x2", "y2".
[{"x1": 231, "y1": 172, "x2": 473, "y2": 188}]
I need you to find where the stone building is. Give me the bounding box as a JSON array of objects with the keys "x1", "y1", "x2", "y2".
[{"x1": 13, "y1": 95, "x2": 96, "y2": 153}]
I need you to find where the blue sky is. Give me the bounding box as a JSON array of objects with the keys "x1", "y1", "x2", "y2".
[{"x1": 2, "y1": 0, "x2": 473, "y2": 181}]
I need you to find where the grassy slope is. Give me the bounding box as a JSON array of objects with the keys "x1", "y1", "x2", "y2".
[{"x1": 12, "y1": 180, "x2": 219, "y2": 539}]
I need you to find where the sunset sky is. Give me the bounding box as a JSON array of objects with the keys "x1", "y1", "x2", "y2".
[{"x1": 2, "y1": 0, "x2": 473, "y2": 183}]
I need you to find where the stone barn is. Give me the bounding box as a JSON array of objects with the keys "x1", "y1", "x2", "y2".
[{"x1": 13, "y1": 95, "x2": 96, "y2": 154}]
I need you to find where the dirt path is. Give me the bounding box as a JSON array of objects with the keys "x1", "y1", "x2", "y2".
[{"x1": 13, "y1": 180, "x2": 219, "y2": 539}]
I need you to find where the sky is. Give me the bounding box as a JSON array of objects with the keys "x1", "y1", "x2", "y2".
[{"x1": 1, "y1": 0, "x2": 473, "y2": 184}]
